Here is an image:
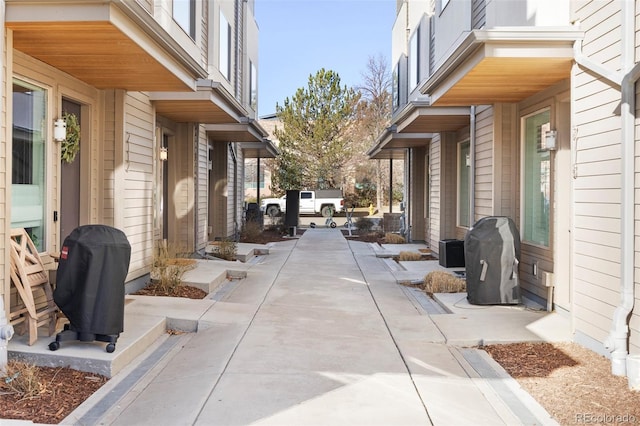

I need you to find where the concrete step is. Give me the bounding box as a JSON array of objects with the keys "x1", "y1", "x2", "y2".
[
  {"x1": 8, "y1": 303, "x2": 167, "y2": 378},
  {"x1": 204, "y1": 242, "x2": 270, "y2": 263}
]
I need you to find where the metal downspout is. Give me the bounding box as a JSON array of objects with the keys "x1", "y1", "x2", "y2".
[
  {"x1": 604, "y1": 0, "x2": 638, "y2": 378},
  {"x1": 469, "y1": 106, "x2": 476, "y2": 224}
]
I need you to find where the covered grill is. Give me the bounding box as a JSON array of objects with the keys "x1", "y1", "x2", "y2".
[
  {"x1": 464, "y1": 216, "x2": 521, "y2": 305},
  {"x1": 49, "y1": 225, "x2": 131, "y2": 353}
]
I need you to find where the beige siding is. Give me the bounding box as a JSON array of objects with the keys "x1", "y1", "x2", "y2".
[
  {"x1": 201, "y1": 0, "x2": 209, "y2": 67},
  {"x1": 122, "y1": 92, "x2": 155, "y2": 280},
  {"x1": 429, "y1": 134, "x2": 441, "y2": 252},
  {"x1": 571, "y1": 0, "x2": 623, "y2": 346},
  {"x1": 2, "y1": 29, "x2": 9, "y2": 312},
  {"x1": 195, "y1": 125, "x2": 208, "y2": 249},
  {"x1": 493, "y1": 103, "x2": 519, "y2": 218},
  {"x1": 474, "y1": 105, "x2": 494, "y2": 220},
  {"x1": 174, "y1": 124, "x2": 196, "y2": 249},
  {"x1": 211, "y1": 141, "x2": 228, "y2": 239},
  {"x1": 410, "y1": 146, "x2": 427, "y2": 242},
  {"x1": 633, "y1": 35, "x2": 640, "y2": 356}
]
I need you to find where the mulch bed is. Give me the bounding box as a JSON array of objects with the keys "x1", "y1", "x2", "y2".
[
  {"x1": 0, "y1": 366, "x2": 107, "y2": 424},
  {"x1": 133, "y1": 282, "x2": 207, "y2": 299},
  {"x1": 484, "y1": 342, "x2": 640, "y2": 425}
]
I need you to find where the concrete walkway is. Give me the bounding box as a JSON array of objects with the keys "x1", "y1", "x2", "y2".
[{"x1": 66, "y1": 228, "x2": 565, "y2": 425}]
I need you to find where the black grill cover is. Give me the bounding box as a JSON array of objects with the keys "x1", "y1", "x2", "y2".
[
  {"x1": 464, "y1": 216, "x2": 521, "y2": 305},
  {"x1": 54, "y1": 225, "x2": 131, "y2": 337}
]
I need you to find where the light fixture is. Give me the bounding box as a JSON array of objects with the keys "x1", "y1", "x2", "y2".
[
  {"x1": 54, "y1": 118, "x2": 66, "y2": 142},
  {"x1": 160, "y1": 146, "x2": 168, "y2": 161},
  {"x1": 544, "y1": 130, "x2": 557, "y2": 151}
]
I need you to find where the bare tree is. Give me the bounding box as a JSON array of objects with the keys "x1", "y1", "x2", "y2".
[{"x1": 352, "y1": 54, "x2": 392, "y2": 212}]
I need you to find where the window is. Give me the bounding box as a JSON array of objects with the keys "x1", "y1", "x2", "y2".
[
  {"x1": 173, "y1": 0, "x2": 196, "y2": 39},
  {"x1": 392, "y1": 61, "x2": 400, "y2": 111},
  {"x1": 409, "y1": 27, "x2": 420, "y2": 92},
  {"x1": 522, "y1": 109, "x2": 551, "y2": 247},
  {"x1": 250, "y1": 61, "x2": 257, "y2": 110},
  {"x1": 457, "y1": 141, "x2": 470, "y2": 228},
  {"x1": 244, "y1": 162, "x2": 264, "y2": 189},
  {"x1": 219, "y1": 12, "x2": 231, "y2": 80},
  {"x1": 12, "y1": 80, "x2": 48, "y2": 251}
]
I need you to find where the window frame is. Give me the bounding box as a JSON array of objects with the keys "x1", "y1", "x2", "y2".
[
  {"x1": 457, "y1": 140, "x2": 471, "y2": 228},
  {"x1": 173, "y1": 0, "x2": 196, "y2": 39},
  {"x1": 219, "y1": 12, "x2": 231, "y2": 80},
  {"x1": 11, "y1": 77, "x2": 52, "y2": 252},
  {"x1": 409, "y1": 27, "x2": 420, "y2": 92},
  {"x1": 520, "y1": 106, "x2": 553, "y2": 248}
]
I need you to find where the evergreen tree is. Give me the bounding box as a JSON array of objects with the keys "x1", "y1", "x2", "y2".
[{"x1": 271, "y1": 69, "x2": 360, "y2": 193}]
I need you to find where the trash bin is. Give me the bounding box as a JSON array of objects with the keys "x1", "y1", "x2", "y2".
[
  {"x1": 50, "y1": 225, "x2": 131, "y2": 353},
  {"x1": 464, "y1": 216, "x2": 521, "y2": 305}
]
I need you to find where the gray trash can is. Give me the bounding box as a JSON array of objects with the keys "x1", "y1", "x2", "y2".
[{"x1": 464, "y1": 216, "x2": 521, "y2": 305}]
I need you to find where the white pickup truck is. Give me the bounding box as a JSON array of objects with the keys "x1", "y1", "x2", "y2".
[{"x1": 261, "y1": 189, "x2": 344, "y2": 217}]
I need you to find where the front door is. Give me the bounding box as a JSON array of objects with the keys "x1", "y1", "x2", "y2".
[{"x1": 60, "y1": 99, "x2": 82, "y2": 245}]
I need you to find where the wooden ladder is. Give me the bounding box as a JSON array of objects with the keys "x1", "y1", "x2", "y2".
[{"x1": 9, "y1": 228, "x2": 58, "y2": 345}]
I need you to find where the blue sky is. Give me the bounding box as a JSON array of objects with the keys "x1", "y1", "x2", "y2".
[{"x1": 255, "y1": 0, "x2": 396, "y2": 116}]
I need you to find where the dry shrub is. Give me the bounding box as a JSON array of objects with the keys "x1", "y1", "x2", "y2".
[
  {"x1": 355, "y1": 217, "x2": 374, "y2": 232},
  {"x1": 210, "y1": 239, "x2": 237, "y2": 261},
  {"x1": 398, "y1": 251, "x2": 423, "y2": 261},
  {"x1": 385, "y1": 233, "x2": 406, "y2": 244},
  {"x1": 1, "y1": 361, "x2": 45, "y2": 399},
  {"x1": 152, "y1": 241, "x2": 197, "y2": 294},
  {"x1": 241, "y1": 221, "x2": 262, "y2": 242},
  {"x1": 423, "y1": 271, "x2": 466, "y2": 294}
]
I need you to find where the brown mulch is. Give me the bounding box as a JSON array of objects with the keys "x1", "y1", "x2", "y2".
[
  {"x1": 0, "y1": 366, "x2": 107, "y2": 424},
  {"x1": 133, "y1": 281, "x2": 207, "y2": 299},
  {"x1": 484, "y1": 342, "x2": 640, "y2": 425},
  {"x1": 343, "y1": 231, "x2": 386, "y2": 244},
  {"x1": 241, "y1": 228, "x2": 306, "y2": 244}
]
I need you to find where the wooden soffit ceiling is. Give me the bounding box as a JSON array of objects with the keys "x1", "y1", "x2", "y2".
[
  {"x1": 426, "y1": 33, "x2": 579, "y2": 106},
  {"x1": 205, "y1": 123, "x2": 267, "y2": 143},
  {"x1": 367, "y1": 126, "x2": 433, "y2": 160},
  {"x1": 396, "y1": 106, "x2": 471, "y2": 134},
  {"x1": 241, "y1": 140, "x2": 279, "y2": 159},
  {"x1": 150, "y1": 82, "x2": 248, "y2": 124},
  {"x1": 6, "y1": 2, "x2": 202, "y2": 91}
]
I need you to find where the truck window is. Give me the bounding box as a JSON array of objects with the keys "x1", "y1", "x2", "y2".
[{"x1": 301, "y1": 192, "x2": 312, "y2": 199}]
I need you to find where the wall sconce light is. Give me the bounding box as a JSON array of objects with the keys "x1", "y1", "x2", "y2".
[
  {"x1": 160, "y1": 146, "x2": 168, "y2": 161},
  {"x1": 54, "y1": 118, "x2": 66, "y2": 142},
  {"x1": 544, "y1": 130, "x2": 557, "y2": 151}
]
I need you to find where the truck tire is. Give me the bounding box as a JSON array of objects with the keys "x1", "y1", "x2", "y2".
[
  {"x1": 266, "y1": 205, "x2": 280, "y2": 217},
  {"x1": 321, "y1": 205, "x2": 333, "y2": 218}
]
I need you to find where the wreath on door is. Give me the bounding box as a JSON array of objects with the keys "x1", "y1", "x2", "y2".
[{"x1": 61, "y1": 112, "x2": 80, "y2": 163}]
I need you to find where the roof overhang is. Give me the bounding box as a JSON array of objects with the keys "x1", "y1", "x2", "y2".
[
  {"x1": 150, "y1": 80, "x2": 248, "y2": 124},
  {"x1": 6, "y1": 1, "x2": 205, "y2": 91},
  {"x1": 367, "y1": 126, "x2": 433, "y2": 160},
  {"x1": 420, "y1": 28, "x2": 583, "y2": 106},
  {"x1": 394, "y1": 101, "x2": 471, "y2": 133},
  {"x1": 205, "y1": 121, "x2": 267, "y2": 142},
  {"x1": 241, "y1": 139, "x2": 279, "y2": 159}
]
